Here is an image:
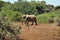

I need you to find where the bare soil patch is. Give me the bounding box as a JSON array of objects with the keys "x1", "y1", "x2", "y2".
[{"x1": 13, "y1": 22, "x2": 60, "y2": 40}]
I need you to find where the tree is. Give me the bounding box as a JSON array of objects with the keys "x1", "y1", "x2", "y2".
[
  {"x1": 55, "y1": 6, "x2": 60, "y2": 10},
  {"x1": 36, "y1": 1, "x2": 46, "y2": 14},
  {"x1": 0, "y1": 1, "x2": 5, "y2": 11},
  {"x1": 18, "y1": 0, "x2": 25, "y2": 2}
]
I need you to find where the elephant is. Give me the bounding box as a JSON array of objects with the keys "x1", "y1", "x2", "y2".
[{"x1": 22, "y1": 15, "x2": 37, "y2": 25}]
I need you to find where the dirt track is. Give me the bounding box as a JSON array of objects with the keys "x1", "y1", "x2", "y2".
[{"x1": 14, "y1": 22, "x2": 60, "y2": 40}]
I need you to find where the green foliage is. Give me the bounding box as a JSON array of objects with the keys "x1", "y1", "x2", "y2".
[
  {"x1": 14, "y1": 1, "x2": 54, "y2": 14},
  {"x1": 0, "y1": 0, "x2": 56, "y2": 15},
  {"x1": 7, "y1": 11, "x2": 22, "y2": 21},
  {"x1": 0, "y1": 10, "x2": 23, "y2": 21},
  {"x1": 36, "y1": 11, "x2": 60, "y2": 23},
  {"x1": 55, "y1": 6, "x2": 60, "y2": 10},
  {"x1": 0, "y1": 0, "x2": 60, "y2": 23}
]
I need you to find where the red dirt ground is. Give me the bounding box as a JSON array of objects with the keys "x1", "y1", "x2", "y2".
[{"x1": 13, "y1": 22, "x2": 60, "y2": 40}]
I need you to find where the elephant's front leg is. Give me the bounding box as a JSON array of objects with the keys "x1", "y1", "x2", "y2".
[
  {"x1": 25, "y1": 19, "x2": 28, "y2": 26},
  {"x1": 26, "y1": 21, "x2": 29, "y2": 26},
  {"x1": 35, "y1": 20, "x2": 37, "y2": 25}
]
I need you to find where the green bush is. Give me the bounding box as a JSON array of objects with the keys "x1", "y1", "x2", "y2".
[
  {"x1": 0, "y1": 10, "x2": 23, "y2": 22},
  {"x1": 36, "y1": 11, "x2": 60, "y2": 23}
]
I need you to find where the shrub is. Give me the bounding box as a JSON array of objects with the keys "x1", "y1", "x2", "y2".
[
  {"x1": 0, "y1": 16, "x2": 21, "y2": 40},
  {"x1": 36, "y1": 11, "x2": 60, "y2": 23},
  {"x1": 0, "y1": 10, "x2": 23, "y2": 22}
]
